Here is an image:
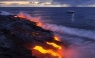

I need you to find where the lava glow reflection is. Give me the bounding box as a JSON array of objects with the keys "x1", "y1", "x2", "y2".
[{"x1": 33, "y1": 46, "x2": 61, "y2": 58}]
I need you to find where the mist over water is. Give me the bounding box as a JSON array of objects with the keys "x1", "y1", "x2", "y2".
[{"x1": 1, "y1": 7, "x2": 95, "y2": 58}]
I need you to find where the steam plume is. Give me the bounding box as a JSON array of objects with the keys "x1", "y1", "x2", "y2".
[{"x1": 18, "y1": 12, "x2": 95, "y2": 40}]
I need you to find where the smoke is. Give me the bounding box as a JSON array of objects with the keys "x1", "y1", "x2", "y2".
[
  {"x1": 18, "y1": 12, "x2": 42, "y2": 22},
  {"x1": 41, "y1": 24, "x2": 95, "y2": 39},
  {"x1": 0, "y1": 11, "x2": 11, "y2": 15}
]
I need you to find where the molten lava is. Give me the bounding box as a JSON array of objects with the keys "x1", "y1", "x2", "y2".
[
  {"x1": 33, "y1": 46, "x2": 61, "y2": 58},
  {"x1": 14, "y1": 15, "x2": 18, "y2": 18},
  {"x1": 54, "y1": 36, "x2": 60, "y2": 41},
  {"x1": 36, "y1": 22, "x2": 42, "y2": 27},
  {"x1": 18, "y1": 12, "x2": 25, "y2": 18},
  {"x1": 17, "y1": 12, "x2": 64, "y2": 58},
  {"x1": 18, "y1": 12, "x2": 42, "y2": 27},
  {"x1": 19, "y1": 15, "x2": 25, "y2": 18},
  {"x1": 46, "y1": 42, "x2": 62, "y2": 49}
]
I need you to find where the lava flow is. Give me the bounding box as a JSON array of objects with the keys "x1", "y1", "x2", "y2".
[
  {"x1": 36, "y1": 22, "x2": 42, "y2": 27},
  {"x1": 18, "y1": 12, "x2": 42, "y2": 27},
  {"x1": 0, "y1": 11, "x2": 66, "y2": 58},
  {"x1": 46, "y1": 42, "x2": 62, "y2": 49},
  {"x1": 18, "y1": 12, "x2": 26, "y2": 18},
  {"x1": 17, "y1": 12, "x2": 64, "y2": 58},
  {"x1": 33, "y1": 46, "x2": 61, "y2": 58},
  {"x1": 54, "y1": 36, "x2": 60, "y2": 41},
  {"x1": 33, "y1": 36, "x2": 63, "y2": 58}
]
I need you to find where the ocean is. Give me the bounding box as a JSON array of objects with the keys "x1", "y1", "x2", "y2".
[
  {"x1": 0, "y1": 7, "x2": 95, "y2": 58},
  {"x1": 1, "y1": 7, "x2": 95, "y2": 30}
]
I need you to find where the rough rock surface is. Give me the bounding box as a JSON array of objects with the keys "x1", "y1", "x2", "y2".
[{"x1": 0, "y1": 15, "x2": 56, "y2": 58}]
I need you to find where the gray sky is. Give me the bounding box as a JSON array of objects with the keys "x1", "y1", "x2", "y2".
[
  {"x1": 0, "y1": 0, "x2": 95, "y2": 7},
  {"x1": 53, "y1": 0, "x2": 95, "y2": 6}
]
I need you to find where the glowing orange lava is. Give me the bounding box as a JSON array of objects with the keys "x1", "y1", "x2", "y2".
[
  {"x1": 19, "y1": 15, "x2": 25, "y2": 18},
  {"x1": 18, "y1": 12, "x2": 42, "y2": 27},
  {"x1": 46, "y1": 42, "x2": 62, "y2": 49},
  {"x1": 33, "y1": 46, "x2": 61, "y2": 58},
  {"x1": 36, "y1": 22, "x2": 42, "y2": 27},
  {"x1": 54, "y1": 36, "x2": 60, "y2": 41},
  {"x1": 14, "y1": 16, "x2": 18, "y2": 18},
  {"x1": 18, "y1": 13, "x2": 25, "y2": 18},
  {"x1": 17, "y1": 12, "x2": 64, "y2": 58}
]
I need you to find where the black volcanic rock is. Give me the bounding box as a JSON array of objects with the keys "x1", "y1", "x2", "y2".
[{"x1": 0, "y1": 15, "x2": 57, "y2": 58}]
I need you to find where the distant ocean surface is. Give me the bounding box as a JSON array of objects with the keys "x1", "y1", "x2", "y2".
[
  {"x1": 1, "y1": 7, "x2": 95, "y2": 58},
  {"x1": 1, "y1": 7, "x2": 95, "y2": 30}
]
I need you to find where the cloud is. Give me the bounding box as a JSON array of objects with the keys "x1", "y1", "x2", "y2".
[
  {"x1": 0, "y1": 0, "x2": 29, "y2": 1},
  {"x1": 52, "y1": 0, "x2": 95, "y2": 7},
  {"x1": 0, "y1": 0, "x2": 52, "y2": 2},
  {"x1": 0, "y1": 0, "x2": 95, "y2": 7}
]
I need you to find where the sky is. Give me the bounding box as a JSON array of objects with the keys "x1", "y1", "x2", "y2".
[{"x1": 0, "y1": 0, "x2": 95, "y2": 7}]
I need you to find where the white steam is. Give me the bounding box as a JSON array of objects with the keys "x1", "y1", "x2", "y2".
[
  {"x1": 41, "y1": 24, "x2": 95, "y2": 39},
  {"x1": 18, "y1": 12, "x2": 42, "y2": 23},
  {"x1": 0, "y1": 11, "x2": 11, "y2": 15}
]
